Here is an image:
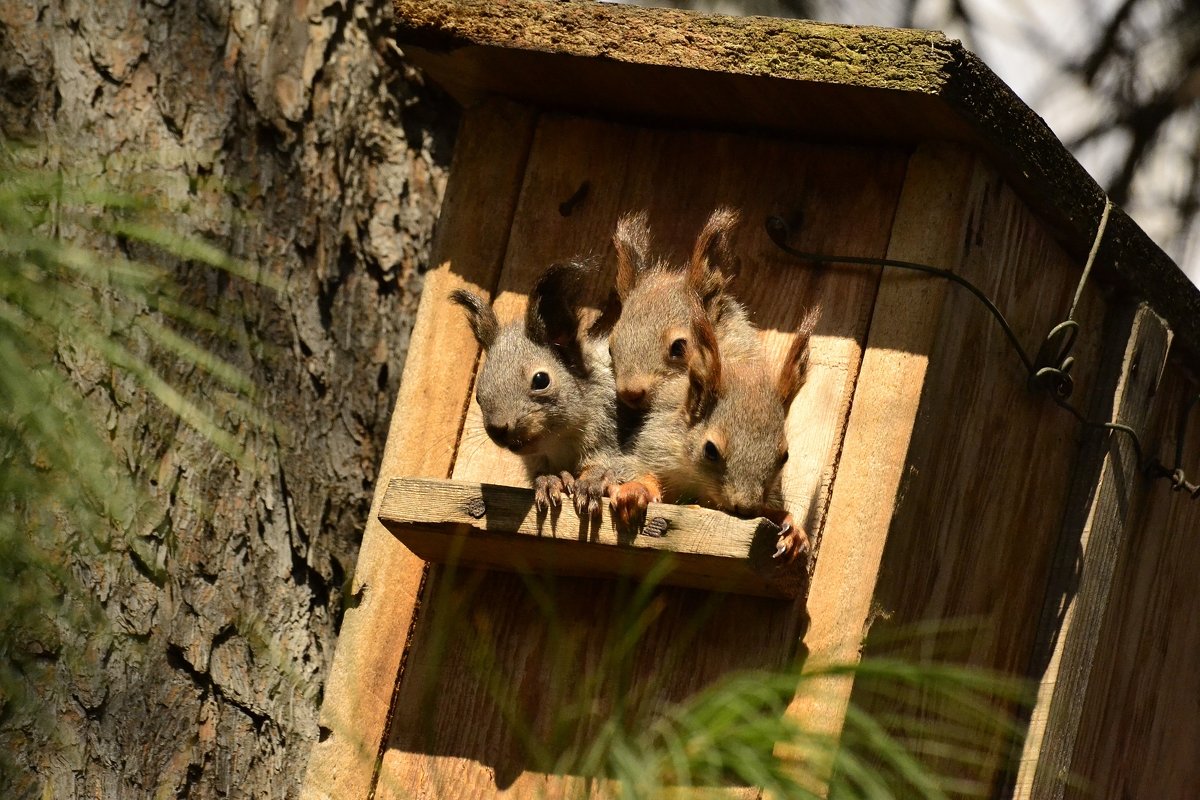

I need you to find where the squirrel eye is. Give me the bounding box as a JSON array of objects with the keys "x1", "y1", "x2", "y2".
[
  {"x1": 669, "y1": 338, "x2": 687, "y2": 360},
  {"x1": 531, "y1": 371, "x2": 551, "y2": 391},
  {"x1": 703, "y1": 441, "x2": 721, "y2": 462},
  {"x1": 779, "y1": 450, "x2": 789, "y2": 467}
]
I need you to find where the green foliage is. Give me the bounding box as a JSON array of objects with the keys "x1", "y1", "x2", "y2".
[{"x1": 0, "y1": 142, "x2": 272, "y2": 795}]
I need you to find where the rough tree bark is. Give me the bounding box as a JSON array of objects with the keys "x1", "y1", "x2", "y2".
[{"x1": 0, "y1": 0, "x2": 454, "y2": 796}]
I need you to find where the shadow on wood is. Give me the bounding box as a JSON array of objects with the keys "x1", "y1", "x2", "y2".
[{"x1": 381, "y1": 564, "x2": 805, "y2": 793}]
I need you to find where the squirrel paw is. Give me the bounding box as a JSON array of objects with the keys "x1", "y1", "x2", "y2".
[
  {"x1": 533, "y1": 473, "x2": 571, "y2": 512},
  {"x1": 609, "y1": 480, "x2": 659, "y2": 531},
  {"x1": 772, "y1": 515, "x2": 810, "y2": 563},
  {"x1": 574, "y1": 469, "x2": 615, "y2": 517}
]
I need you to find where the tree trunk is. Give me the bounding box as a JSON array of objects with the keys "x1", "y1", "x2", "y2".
[{"x1": 0, "y1": 0, "x2": 455, "y2": 796}]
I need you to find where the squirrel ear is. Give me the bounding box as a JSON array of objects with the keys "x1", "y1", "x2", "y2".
[
  {"x1": 527, "y1": 262, "x2": 588, "y2": 373},
  {"x1": 688, "y1": 207, "x2": 737, "y2": 305},
  {"x1": 587, "y1": 288, "x2": 622, "y2": 339},
  {"x1": 685, "y1": 306, "x2": 722, "y2": 422},
  {"x1": 777, "y1": 307, "x2": 820, "y2": 407},
  {"x1": 614, "y1": 210, "x2": 651, "y2": 301},
  {"x1": 450, "y1": 289, "x2": 498, "y2": 349}
]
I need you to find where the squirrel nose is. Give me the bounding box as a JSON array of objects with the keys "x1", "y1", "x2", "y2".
[
  {"x1": 484, "y1": 422, "x2": 510, "y2": 444},
  {"x1": 617, "y1": 386, "x2": 649, "y2": 409}
]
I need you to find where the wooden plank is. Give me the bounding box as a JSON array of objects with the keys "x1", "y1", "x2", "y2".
[
  {"x1": 779, "y1": 144, "x2": 981, "y2": 774},
  {"x1": 845, "y1": 155, "x2": 1113, "y2": 790},
  {"x1": 376, "y1": 116, "x2": 909, "y2": 798},
  {"x1": 300, "y1": 99, "x2": 537, "y2": 800},
  {"x1": 1013, "y1": 304, "x2": 1171, "y2": 799},
  {"x1": 391, "y1": 0, "x2": 1200, "y2": 362},
  {"x1": 377, "y1": 113, "x2": 643, "y2": 800},
  {"x1": 1065, "y1": 363, "x2": 1200, "y2": 799},
  {"x1": 378, "y1": 477, "x2": 803, "y2": 598}
]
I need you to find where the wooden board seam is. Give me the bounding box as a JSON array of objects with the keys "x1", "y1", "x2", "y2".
[
  {"x1": 802, "y1": 154, "x2": 911, "y2": 579},
  {"x1": 364, "y1": 107, "x2": 542, "y2": 800}
]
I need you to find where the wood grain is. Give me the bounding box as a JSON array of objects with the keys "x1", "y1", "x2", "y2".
[
  {"x1": 780, "y1": 145, "x2": 981, "y2": 774},
  {"x1": 377, "y1": 477, "x2": 803, "y2": 598},
  {"x1": 375, "y1": 116, "x2": 908, "y2": 798},
  {"x1": 301, "y1": 100, "x2": 536, "y2": 800},
  {"x1": 1065, "y1": 363, "x2": 1200, "y2": 800},
  {"x1": 1014, "y1": 304, "x2": 1172, "y2": 799},
  {"x1": 849, "y1": 152, "x2": 1111, "y2": 790}
]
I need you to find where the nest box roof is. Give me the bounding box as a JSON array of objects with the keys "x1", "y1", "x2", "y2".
[{"x1": 393, "y1": 0, "x2": 1200, "y2": 357}]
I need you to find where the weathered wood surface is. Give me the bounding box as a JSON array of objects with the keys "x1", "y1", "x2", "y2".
[
  {"x1": 853, "y1": 153, "x2": 1110, "y2": 788},
  {"x1": 302, "y1": 101, "x2": 536, "y2": 800},
  {"x1": 1065, "y1": 363, "x2": 1200, "y2": 800},
  {"x1": 378, "y1": 477, "x2": 803, "y2": 598},
  {"x1": 391, "y1": 0, "x2": 1200, "y2": 362},
  {"x1": 1014, "y1": 304, "x2": 1172, "y2": 799},
  {"x1": 1, "y1": 2, "x2": 455, "y2": 798},
  {"x1": 375, "y1": 114, "x2": 909, "y2": 798},
  {"x1": 780, "y1": 145, "x2": 980, "y2": 771}
]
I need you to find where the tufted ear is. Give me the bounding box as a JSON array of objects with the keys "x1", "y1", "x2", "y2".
[
  {"x1": 449, "y1": 289, "x2": 498, "y2": 349},
  {"x1": 526, "y1": 261, "x2": 589, "y2": 374},
  {"x1": 685, "y1": 304, "x2": 723, "y2": 423},
  {"x1": 613, "y1": 210, "x2": 652, "y2": 301},
  {"x1": 777, "y1": 306, "x2": 820, "y2": 407},
  {"x1": 688, "y1": 206, "x2": 737, "y2": 306}
]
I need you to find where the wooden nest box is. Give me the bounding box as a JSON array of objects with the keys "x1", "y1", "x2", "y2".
[{"x1": 305, "y1": 2, "x2": 1200, "y2": 798}]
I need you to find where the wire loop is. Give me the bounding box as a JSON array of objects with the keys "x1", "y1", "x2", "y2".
[
  {"x1": 763, "y1": 208, "x2": 1195, "y2": 502},
  {"x1": 1032, "y1": 320, "x2": 1079, "y2": 400}
]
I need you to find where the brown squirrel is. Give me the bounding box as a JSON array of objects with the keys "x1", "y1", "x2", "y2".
[
  {"x1": 605, "y1": 209, "x2": 818, "y2": 562},
  {"x1": 451, "y1": 262, "x2": 622, "y2": 513},
  {"x1": 610, "y1": 305, "x2": 818, "y2": 561},
  {"x1": 608, "y1": 207, "x2": 760, "y2": 410}
]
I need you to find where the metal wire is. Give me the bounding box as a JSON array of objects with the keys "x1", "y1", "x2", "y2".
[
  {"x1": 764, "y1": 211, "x2": 1195, "y2": 501},
  {"x1": 1147, "y1": 394, "x2": 1200, "y2": 499}
]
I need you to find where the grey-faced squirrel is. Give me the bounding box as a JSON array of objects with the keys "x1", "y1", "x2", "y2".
[{"x1": 451, "y1": 262, "x2": 622, "y2": 512}]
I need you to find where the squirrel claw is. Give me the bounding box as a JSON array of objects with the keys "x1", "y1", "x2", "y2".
[
  {"x1": 533, "y1": 474, "x2": 566, "y2": 512},
  {"x1": 771, "y1": 516, "x2": 810, "y2": 564},
  {"x1": 573, "y1": 469, "x2": 615, "y2": 518},
  {"x1": 609, "y1": 481, "x2": 657, "y2": 532}
]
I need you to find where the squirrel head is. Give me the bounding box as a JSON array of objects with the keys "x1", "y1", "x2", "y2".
[
  {"x1": 451, "y1": 263, "x2": 595, "y2": 457},
  {"x1": 680, "y1": 307, "x2": 818, "y2": 515},
  {"x1": 608, "y1": 207, "x2": 738, "y2": 411}
]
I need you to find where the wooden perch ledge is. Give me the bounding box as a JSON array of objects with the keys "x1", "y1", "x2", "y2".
[{"x1": 378, "y1": 477, "x2": 807, "y2": 598}]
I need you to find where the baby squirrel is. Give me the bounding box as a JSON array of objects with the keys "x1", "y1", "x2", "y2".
[
  {"x1": 451, "y1": 262, "x2": 621, "y2": 512},
  {"x1": 616, "y1": 307, "x2": 818, "y2": 561},
  {"x1": 608, "y1": 207, "x2": 760, "y2": 410},
  {"x1": 450, "y1": 212, "x2": 816, "y2": 563},
  {"x1": 606, "y1": 209, "x2": 818, "y2": 562}
]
